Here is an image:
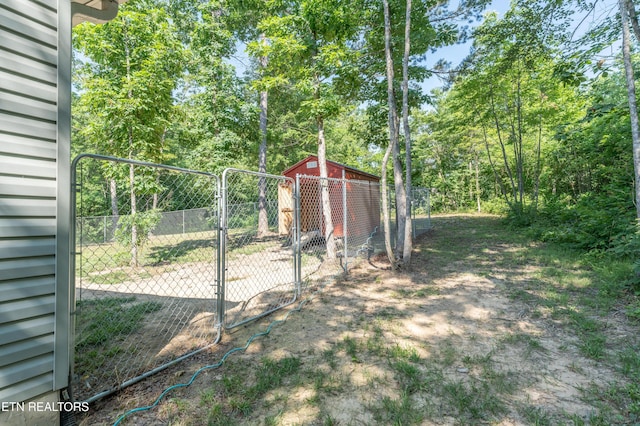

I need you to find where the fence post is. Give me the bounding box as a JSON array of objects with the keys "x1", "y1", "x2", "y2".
[
  {"x1": 411, "y1": 188, "x2": 416, "y2": 240},
  {"x1": 219, "y1": 171, "x2": 228, "y2": 328},
  {"x1": 342, "y1": 170, "x2": 348, "y2": 273},
  {"x1": 295, "y1": 174, "x2": 302, "y2": 296}
]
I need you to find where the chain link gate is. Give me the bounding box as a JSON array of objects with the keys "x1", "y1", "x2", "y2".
[
  {"x1": 221, "y1": 169, "x2": 298, "y2": 328},
  {"x1": 71, "y1": 154, "x2": 221, "y2": 403},
  {"x1": 70, "y1": 155, "x2": 432, "y2": 404}
]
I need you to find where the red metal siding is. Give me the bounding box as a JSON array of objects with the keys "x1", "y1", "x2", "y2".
[{"x1": 282, "y1": 156, "x2": 380, "y2": 239}]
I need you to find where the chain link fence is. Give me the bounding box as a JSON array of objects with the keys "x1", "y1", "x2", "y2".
[
  {"x1": 70, "y1": 155, "x2": 431, "y2": 403},
  {"x1": 221, "y1": 169, "x2": 297, "y2": 329},
  {"x1": 412, "y1": 187, "x2": 432, "y2": 238},
  {"x1": 71, "y1": 155, "x2": 222, "y2": 403},
  {"x1": 295, "y1": 175, "x2": 384, "y2": 291}
]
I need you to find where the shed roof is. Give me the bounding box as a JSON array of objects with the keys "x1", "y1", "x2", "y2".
[{"x1": 282, "y1": 155, "x2": 379, "y2": 181}]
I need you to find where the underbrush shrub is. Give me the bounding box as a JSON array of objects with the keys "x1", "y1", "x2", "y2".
[
  {"x1": 480, "y1": 197, "x2": 509, "y2": 215},
  {"x1": 504, "y1": 202, "x2": 538, "y2": 227},
  {"x1": 532, "y1": 193, "x2": 636, "y2": 254}
]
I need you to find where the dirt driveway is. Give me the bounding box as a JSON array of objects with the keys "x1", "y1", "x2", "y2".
[{"x1": 80, "y1": 214, "x2": 639, "y2": 425}]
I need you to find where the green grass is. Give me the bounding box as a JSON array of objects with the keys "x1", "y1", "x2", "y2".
[
  {"x1": 500, "y1": 332, "x2": 546, "y2": 358},
  {"x1": 371, "y1": 392, "x2": 425, "y2": 425},
  {"x1": 103, "y1": 214, "x2": 639, "y2": 426},
  {"x1": 78, "y1": 230, "x2": 218, "y2": 275},
  {"x1": 197, "y1": 355, "x2": 303, "y2": 423},
  {"x1": 74, "y1": 297, "x2": 163, "y2": 383},
  {"x1": 76, "y1": 297, "x2": 163, "y2": 348}
]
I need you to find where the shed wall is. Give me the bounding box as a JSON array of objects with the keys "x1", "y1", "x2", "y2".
[{"x1": 282, "y1": 156, "x2": 380, "y2": 239}]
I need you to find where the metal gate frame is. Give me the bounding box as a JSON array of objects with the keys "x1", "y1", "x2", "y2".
[
  {"x1": 220, "y1": 168, "x2": 299, "y2": 329},
  {"x1": 70, "y1": 154, "x2": 222, "y2": 403}
]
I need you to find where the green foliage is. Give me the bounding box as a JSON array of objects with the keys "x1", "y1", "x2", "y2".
[{"x1": 114, "y1": 209, "x2": 162, "y2": 249}]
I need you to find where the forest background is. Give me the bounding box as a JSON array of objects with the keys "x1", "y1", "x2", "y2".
[{"x1": 71, "y1": 0, "x2": 640, "y2": 280}]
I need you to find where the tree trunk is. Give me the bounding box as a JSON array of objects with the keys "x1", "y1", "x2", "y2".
[
  {"x1": 383, "y1": 0, "x2": 399, "y2": 268},
  {"x1": 474, "y1": 149, "x2": 481, "y2": 212},
  {"x1": 534, "y1": 108, "x2": 543, "y2": 212},
  {"x1": 401, "y1": 0, "x2": 413, "y2": 265},
  {"x1": 110, "y1": 178, "x2": 119, "y2": 238},
  {"x1": 124, "y1": 22, "x2": 138, "y2": 267},
  {"x1": 619, "y1": 0, "x2": 640, "y2": 219},
  {"x1": 625, "y1": 0, "x2": 640, "y2": 41},
  {"x1": 317, "y1": 114, "x2": 336, "y2": 259},
  {"x1": 481, "y1": 123, "x2": 511, "y2": 207},
  {"x1": 393, "y1": 130, "x2": 407, "y2": 257},
  {"x1": 257, "y1": 33, "x2": 269, "y2": 237},
  {"x1": 380, "y1": 142, "x2": 396, "y2": 268},
  {"x1": 489, "y1": 89, "x2": 517, "y2": 206}
]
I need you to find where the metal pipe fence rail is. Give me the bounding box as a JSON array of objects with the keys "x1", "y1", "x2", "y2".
[{"x1": 70, "y1": 154, "x2": 431, "y2": 404}]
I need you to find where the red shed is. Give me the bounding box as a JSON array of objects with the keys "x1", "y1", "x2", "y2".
[{"x1": 280, "y1": 156, "x2": 380, "y2": 239}]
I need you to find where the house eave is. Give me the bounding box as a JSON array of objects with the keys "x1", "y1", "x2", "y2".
[{"x1": 71, "y1": 0, "x2": 127, "y2": 27}]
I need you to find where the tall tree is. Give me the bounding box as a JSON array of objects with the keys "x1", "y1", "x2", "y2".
[
  {"x1": 226, "y1": 0, "x2": 284, "y2": 236},
  {"x1": 250, "y1": 0, "x2": 364, "y2": 258},
  {"x1": 618, "y1": 0, "x2": 640, "y2": 218},
  {"x1": 401, "y1": 0, "x2": 413, "y2": 265},
  {"x1": 74, "y1": 0, "x2": 184, "y2": 265},
  {"x1": 451, "y1": 1, "x2": 575, "y2": 220},
  {"x1": 382, "y1": 0, "x2": 399, "y2": 267},
  {"x1": 361, "y1": 0, "x2": 490, "y2": 261}
]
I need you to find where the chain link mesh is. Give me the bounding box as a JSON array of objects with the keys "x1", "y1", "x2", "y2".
[
  {"x1": 221, "y1": 169, "x2": 296, "y2": 328},
  {"x1": 71, "y1": 156, "x2": 431, "y2": 403},
  {"x1": 412, "y1": 187, "x2": 432, "y2": 238},
  {"x1": 296, "y1": 175, "x2": 388, "y2": 290},
  {"x1": 72, "y1": 156, "x2": 221, "y2": 402}
]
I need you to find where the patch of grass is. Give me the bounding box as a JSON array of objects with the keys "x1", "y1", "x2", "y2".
[
  {"x1": 340, "y1": 336, "x2": 359, "y2": 362},
  {"x1": 580, "y1": 381, "x2": 640, "y2": 425},
  {"x1": 322, "y1": 347, "x2": 338, "y2": 369},
  {"x1": 500, "y1": 332, "x2": 546, "y2": 358},
  {"x1": 387, "y1": 344, "x2": 420, "y2": 362},
  {"x1": 626, "y1": 302, "x2": 640, "y2": 322},
  {"x1": 520, "y1": 404, "x2": 552, "y2": 426},
  {"x1": 251, "y1": 356, "x2": 301, "y2": 397},
  {"x1": 442, "y1": 379, "x2": 507, "y2": 422},
  {"x1": 578, "y1": 333, "x2": 607, "y2": 360},
  {"x1": 87, "y1": 270, "x2": 132, "y2": 285},
  {"x1": 76, "y1": 297, "x2": 163, "y2": 348},
  {"x1": 437, "y1": 339, "x2": 458, "y2": 367},
  {"x1": 228, "y1": 397, "x2": 252, "y2": 415},
  {"x1": 619, "y1": 345, "x2": 640, "y2": 376},
  {"x1": 207, "y1": 403, "x2": 237, "y2": 426},
  {"x1": 74, "y1": 297, "x2": 163, "y2": 382},
  {"x1": 200, "y1": 388, "x2": 217, "y2": 407},
  {"x1": 371, "y1": 392, "x2": 424, "y2": 425},
  {"x1": 392, "y1": 287, "x2": 439, "y2": 298},
  {"x1": 392, "y1": 360, "x2": 424, "y2": 394},
  {"x1": 202, "y1": 356, "x2": 302, "y2": 423},
  {"x1": 365, "y1": 332, "x2": 385, "y2": 357}
]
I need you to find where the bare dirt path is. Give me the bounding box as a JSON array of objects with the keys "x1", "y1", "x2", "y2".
[{"x1": 79, "y1": 214, "x2": 639, "y2": 425}]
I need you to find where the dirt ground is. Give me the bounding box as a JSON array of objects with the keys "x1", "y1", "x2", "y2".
[{"x1": 78, "y1": 214, "x2": 639, "y2": 425}]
